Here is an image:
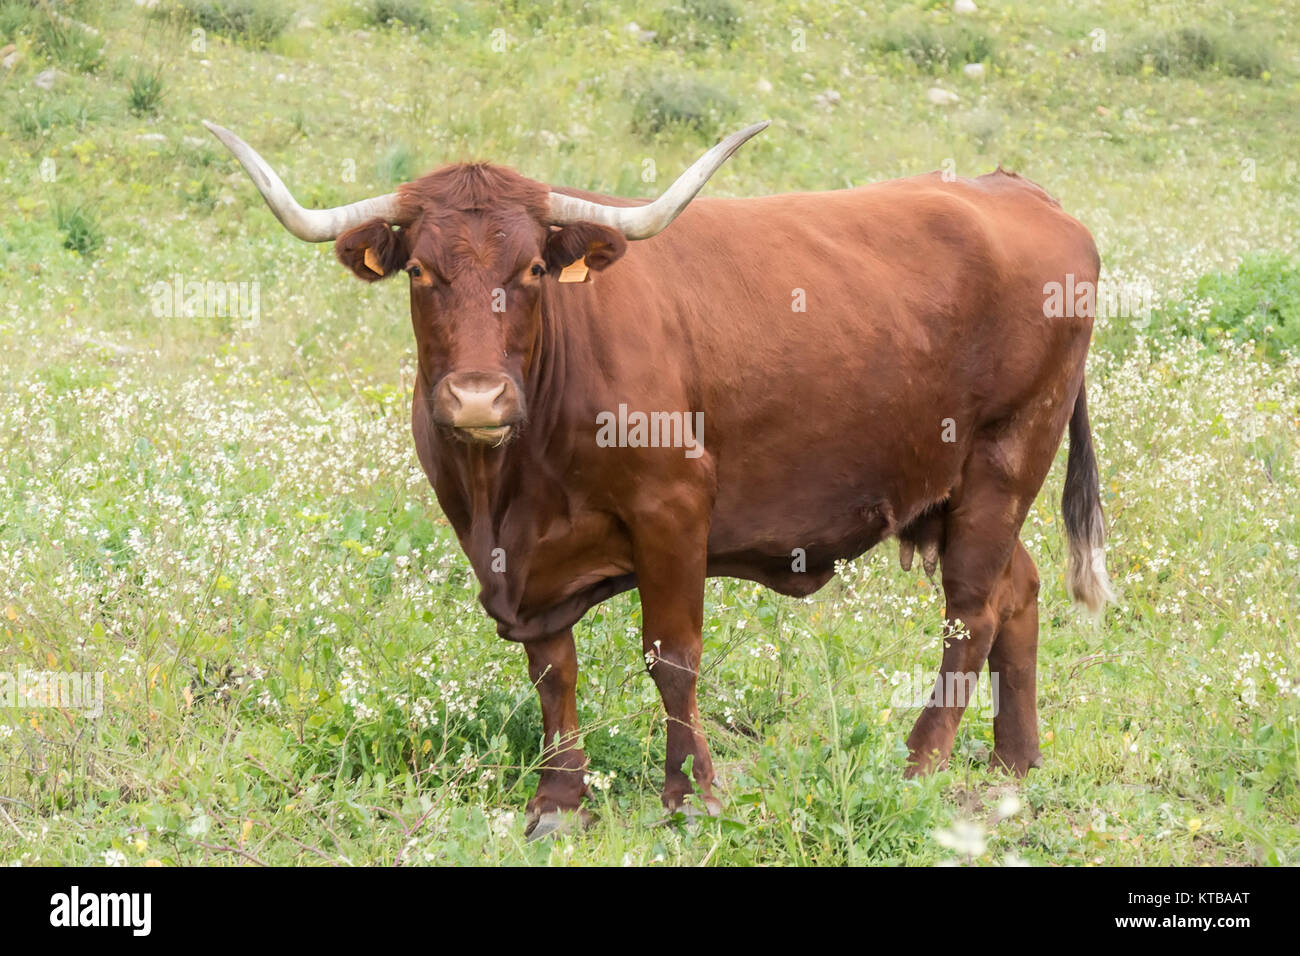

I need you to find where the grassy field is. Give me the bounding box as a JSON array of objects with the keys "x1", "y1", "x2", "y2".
[{"x1": 1, "y1": 0, "x2": 1297, "y2": 866}]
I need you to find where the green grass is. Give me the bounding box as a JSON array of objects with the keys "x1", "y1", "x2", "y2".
[
  {"x1": 0, "y1": 0, "x2": 1297, "y2": 866},
  {"x1": 869, "y1": 14, "x2": 998, "y2": 72},
  {"x1": 34, "y1": 7, "x2": 107, "y2": 74},
  {"x1": 630, "y1": 72, "x2": 738, "y2": 136},
  {"x1": 54, "y1": 200, "x2": 102, "y2": 256},
  {"x1": 172, "y1": 0, "x2": 293, "y2": 49},
  {"x1": 1153, "y1": 254, "x2": 1300, "y2": 360},
  {"x1": 127, "y1": 66, "x2": 165, "y2": 116},
  {"x1": 366, "y1": 0, "x2": 436, "y2": 32},
  {"x1": 652, "y1": 0, "x2": 747, "y2": 52},
  {"x1": 1112, "y1": 25, "x2": 1275, "y2": 79}
]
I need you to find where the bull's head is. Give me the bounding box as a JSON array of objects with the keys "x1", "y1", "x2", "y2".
[{"x1": 203, "y1": 120, "x2": 767, "y2": 446}]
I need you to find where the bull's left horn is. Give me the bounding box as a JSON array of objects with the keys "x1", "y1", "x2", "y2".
[
  {"x1": 546, "y1": 120, "x2": 769, "y2": 240},
  {"x1": 202, "y1": 121, "x2": 401, "y2": 242}
]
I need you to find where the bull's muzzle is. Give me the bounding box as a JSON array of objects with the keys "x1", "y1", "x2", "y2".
[{"x1": 433, "y1": 371, "x2": 524, "y2": 445}]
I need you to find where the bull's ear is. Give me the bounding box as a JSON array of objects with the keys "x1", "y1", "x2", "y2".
[
  {"x1": 543, "y1": 222, "x2": 628, "y2": 274},
  {"x1": 335, "y1": 220, "x2": 406, "y2": 282}
]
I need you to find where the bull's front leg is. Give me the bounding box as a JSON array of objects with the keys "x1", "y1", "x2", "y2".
[
  {"x1": 631, "y1": 505, "x2": 720, "y2": 815},
  {"x1": 523, "y1": 628, "x2": 590, "y2": 838}
]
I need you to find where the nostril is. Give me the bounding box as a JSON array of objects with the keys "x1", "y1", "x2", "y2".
[
  {"x1": 443, "y1": 378, "x2": 513, "y2": 428},
  {"x1": 448, "y1": 380, "x2": 507, "y2": 410}
]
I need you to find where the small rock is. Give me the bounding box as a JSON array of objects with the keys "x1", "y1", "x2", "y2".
[
  {"x1": 756, "y1": 78, "x2": 773, "y2": 94},
  {"x1": 1096, "y1": 105, "x2": 1110, "y2": 117},
  {"x1": 813, "y1": 89, "x2": 841, "y2": 110},
  {"x1": 954, "y1": 0, "x2": 978, "y2": 14},
  {"x1": 927, "y1": 87, "x2": 960, "y2": 106},
  {"x1": 138, "y1": 133, "x2": 167, "y2": 142},
  {"x1": 625, "y1": 21, "x2": 655, "y2": 42},
  {"x1": 963, "y1": 63, "x2": 985, "y2": 79},
  {"x1": 34, "y1": 68, "x2": 59, "y2": 91}
]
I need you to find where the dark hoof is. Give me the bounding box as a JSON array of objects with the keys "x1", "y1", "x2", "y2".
[
  {"x1": 657, "y1": 795, "x2": 722, "y2": 825},
  {"x1": 989, "y1": 751, "x2": 1044, "y2": 776},
  {"x1": 524, "y1": 808, "x2": 592, "y2": 842}
]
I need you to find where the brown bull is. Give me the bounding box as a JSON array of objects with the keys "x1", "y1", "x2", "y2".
[{"x1": 206, "y1": 120, "x2": 1114, "y2": 836}]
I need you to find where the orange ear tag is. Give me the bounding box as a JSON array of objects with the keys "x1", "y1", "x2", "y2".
[
  {"x1": 557, "y1": 257, "x2": 589, "y2": 283},
  {"x1": 363, "y1": 247, "x2": 384, "y2": 276}
]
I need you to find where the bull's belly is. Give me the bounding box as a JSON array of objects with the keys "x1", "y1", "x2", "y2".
[
  {"x1": 705, "y1": 502, "x2": 896, "y2": 598},
  {"x1": 703, "y1": 444, "x2": 955, "y2": 596}
]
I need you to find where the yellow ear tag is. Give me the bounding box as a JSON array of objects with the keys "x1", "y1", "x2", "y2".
[
  {"x1": 558, "y1": 256, "x2": 589, "y2": 283},
  {"x1": 363, "y1": 247, "x2": 384, "y2": 276}
]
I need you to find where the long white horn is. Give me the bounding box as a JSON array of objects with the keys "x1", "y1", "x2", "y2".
[
  {"x1": 203, "y1": 121, "x2": 401, "y2": 242},
  {"x1": 546, "y1": 121, "x2": 769, "y2": 240}
]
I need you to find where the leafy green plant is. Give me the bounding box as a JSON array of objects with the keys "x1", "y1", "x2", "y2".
[
  {"x1": 177, "y1": 0, "x2": 292, "y2": 48},
  {"x1": 368, "y1": 0, "x2": 434, "y2": 31},
  {"x1": 377, "y1": 142, "x2": 417, "y2": 184},
  {"x1": 34, "y1": 8, "x2": 106, "y2": 73},
  {"x1": 1112, "y1": 26, "x2": 1273, "y2": 78},
  {"x1": 869, "y1": 17, "x2": 997, "y2": 72},
  {"x1": 127, "y1": 66, "x2": 165, "y2": 116},
  {"x1": 55, "y1": 201, "x2": 103, "y2": 257},
  {"x1": 629, "y1": 73, "x2": 737, "y2": 136},
  {"x1": 1154, "y1": 254, "x2": 1300, "y2": 360},
  {"x1": 653, "y1": 0, "x2": 745, "y2": 51}
]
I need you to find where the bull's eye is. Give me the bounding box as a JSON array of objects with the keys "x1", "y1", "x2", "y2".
[
  {"x1": 530, "y1": 263, "x2": 545, "y2": 277},
  {"x1": 407, "y1": 265, "x2": 422, "y2": 278}
]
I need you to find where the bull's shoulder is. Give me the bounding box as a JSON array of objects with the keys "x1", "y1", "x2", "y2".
[{"x1": 968, "y1": 166, "x2": 1064, "y2": 208}]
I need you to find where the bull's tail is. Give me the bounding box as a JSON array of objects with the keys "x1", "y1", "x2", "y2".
[{"x1": 1062, "y1": 380, "x2": 1115, "y2": 616}]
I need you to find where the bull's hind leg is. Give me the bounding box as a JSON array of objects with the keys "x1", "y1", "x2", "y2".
[
  {"x1": 523, "y1": 628, "x2": 590, "y2": 838},
  {"x1": 986, "y1": 541, "x2": 1044, "y2": 775},
  {"x1": 905, "y1": 449, "x2": 1033, "y2": 776}
]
